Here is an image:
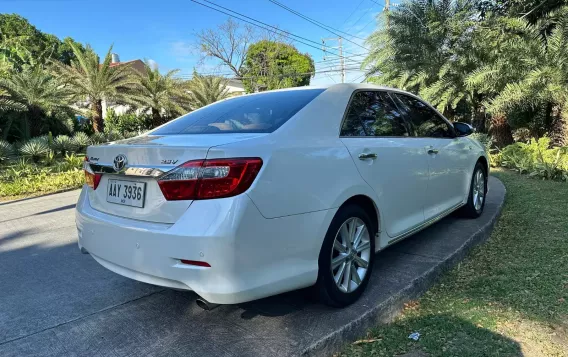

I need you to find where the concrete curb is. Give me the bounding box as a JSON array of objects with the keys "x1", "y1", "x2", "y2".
[{"x1": 302, "y1": 178, "x2": 507, "y2": 357}]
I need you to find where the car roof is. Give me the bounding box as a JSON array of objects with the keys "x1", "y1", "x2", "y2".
[{"x1": 253, "y1": 83, "x2": 418, "y2": 97}]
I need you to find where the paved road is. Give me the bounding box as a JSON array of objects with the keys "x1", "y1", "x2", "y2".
[{"x1": 0, "y1": 179, "x2": 505, "y2": 357}]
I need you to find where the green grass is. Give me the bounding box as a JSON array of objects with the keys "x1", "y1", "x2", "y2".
[{"x1": 339, "y1": 170, "x2": 568, "y2": 357}]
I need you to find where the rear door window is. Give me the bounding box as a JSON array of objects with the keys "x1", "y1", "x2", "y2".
[
  {"x1": 341, "y1": 91, "x2": 411, "y2": 137},
  {"x1": 152, "y1": 89, "x2": 325, "y2": 135},
  {"x1": 392, "y1": 93, "x2": 454, "y2": 138}
]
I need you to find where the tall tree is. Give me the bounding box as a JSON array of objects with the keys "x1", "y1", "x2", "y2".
[
  {"x1": 364, "y1": 0, "x2": 484, "y2": 123},
  {"x1": 53, "y1": 44, "x2": 142, "y2": 132},
  {"x1": 241, "y1": 40, "x2": 314, "y2": 92},
  {"x1": 0, "y1": 65, "x2": 71, "y2": 138},
  {"x1": 473, "y1": 7, "x2": 568, "y2": 147},
  {"x1": 195, "y1": 19, "x2": 256, "y2": 78},
  {"x1": 133, "y1": 60, "x2": 191, "y2": 127},
  {"x1": 0, "y1": 14, "x2": 85, "y2": 66},
  {"x1": 187, "y1": 71, "x2": 230, "y2": 109}
]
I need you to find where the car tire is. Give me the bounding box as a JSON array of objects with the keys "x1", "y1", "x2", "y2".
[
  {"x1": 460, "y1": 161, "x2": 487, "y2": 218},
  {"x1": 315, "y1": 204, "x2": 376, "y2": 307}
]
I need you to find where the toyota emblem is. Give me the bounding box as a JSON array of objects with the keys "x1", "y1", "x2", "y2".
[{"x1": 113, "y1": 154, "x2": 128, "y2": 172}]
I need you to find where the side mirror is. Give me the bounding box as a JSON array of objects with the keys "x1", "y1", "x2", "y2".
[{"x1": 453, "y1": 122, "x2": 474, "y2": 137}]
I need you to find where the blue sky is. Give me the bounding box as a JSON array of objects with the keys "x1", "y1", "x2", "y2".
[{"x1": 2, "y1": 0, "x2": 389, "y2": 84}]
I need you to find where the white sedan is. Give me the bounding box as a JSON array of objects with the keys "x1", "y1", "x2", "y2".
[{"x1": 76, "y1": 84, "x2": 488, "y2": 308}]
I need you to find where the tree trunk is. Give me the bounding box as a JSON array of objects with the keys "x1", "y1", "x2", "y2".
[
  {"x1": 549, "y1": 105, "x2": 567, "y2": 147},
  {"x1": 472, "y1": 104, "x2": 487, "y2": 133},
  {"x1": 489, "y1": 114, "x2": 514, "y2": 148},
  {"x1": 28, "y1": 106, "x2": 44, "y2": 138},
  {"x1": 151, "y1": 107, "x2": 162, "y2": 128},
  {"x1": 92, "y1": 100, "x2": 104, "y2": 133},
  {"x1": 22, "y1": 112, "x2": 32, "y2": 140}
]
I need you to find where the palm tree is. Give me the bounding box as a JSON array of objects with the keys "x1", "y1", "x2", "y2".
[
  {"x1": 478, "y1": 8, "x2": 568, "y2": 147},
  {"x1": 0, "y1": 65, "x2": 70, "y2": 138},
  {"x1": 187, "y1": 71, "x2": 230, "y2": 109},
  {"x1": 52, "y1": 43, "x2": 141, "y2": 132},
  {"x1": 0, "y1": 88, "x2": 24, "y2": 111},
  {"x1": 133, "y1": 60, "x2": 191, "y2": 127},
  {"x1": 364, "y1": 0, "x2": 487, "y2": 125}
]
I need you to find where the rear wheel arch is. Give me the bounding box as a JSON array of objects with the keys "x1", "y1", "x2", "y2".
[{"x1": 338, "y1": 195, "x2": 380, "y2": 237}]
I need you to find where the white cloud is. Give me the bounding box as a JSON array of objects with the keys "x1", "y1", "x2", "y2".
[
  {"x1": 147, "y1": 59, "x2": 158, "y2": 70},
  {"x1": 170, "y1": 41, "x2": 196, "y2": 59}
]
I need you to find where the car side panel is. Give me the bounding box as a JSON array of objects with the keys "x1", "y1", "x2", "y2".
[
  {"x1": 207, "y1": 136, "x2": 375, "y2": 219},
  {"x1": 341, "y1": 137, "x2": 430, "y2": 238},
  {"x1": 423, "y1": 137, "x2": 473, "y2": 220}
]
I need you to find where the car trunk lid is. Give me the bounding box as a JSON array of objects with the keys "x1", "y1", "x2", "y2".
[{"x1": 85, "y1": 133, "x2": 266, "y2": 223}]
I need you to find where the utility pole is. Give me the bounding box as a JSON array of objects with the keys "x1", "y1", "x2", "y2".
[
  {"x1": 322, "y1": 37, "x2": 345, "y2": 83},
  {"x1": 338, "y1": 37, "x2": 344, "y2": 84},
  {"x1": 385, "y1": 0, "x2": 390, "y2": 29}
]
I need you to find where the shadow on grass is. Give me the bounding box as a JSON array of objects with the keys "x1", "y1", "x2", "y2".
[{"x1": 346, "y1": 313, "x2": 523, "y2": 357}]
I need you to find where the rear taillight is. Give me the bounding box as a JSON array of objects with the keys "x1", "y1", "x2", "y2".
[
  {"x1": 157, "y1": 158, "x2": 263, "y2": 200},
  {"x1": 83, "y1": 156, "x2": 102, "y2": 190}
]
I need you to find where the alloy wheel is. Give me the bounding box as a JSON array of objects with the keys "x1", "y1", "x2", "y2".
[
  {"x1": 330, "y1": 217, "x2": 372, "y2": 293},
  {"x1": 472, "y1": 169, "x2": 485, "y2": 211}
]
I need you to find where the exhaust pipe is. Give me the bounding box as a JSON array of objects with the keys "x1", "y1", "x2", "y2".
[{"x1": 196, "y1": 297, "x2": 220, "y2": 311}]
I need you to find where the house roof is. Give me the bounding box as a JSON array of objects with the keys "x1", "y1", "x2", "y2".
[
  {"x1": 104, "y1": 59, "x2": 146, "y2": 74},
  {"x1": 109, "y1": 59, "x2": 142, "y2": 68}
]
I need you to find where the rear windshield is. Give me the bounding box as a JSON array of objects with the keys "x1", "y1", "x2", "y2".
[{"x1": 151, "y1": 89, "x2": 325, "y2": 135}]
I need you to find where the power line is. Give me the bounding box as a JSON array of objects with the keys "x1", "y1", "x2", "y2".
[
  {"x1": 191, "y1": 0, "x2": 364, "y2": 61},
  {"x1": 368, "y1": 0, "x2": 386, "y2": 7},
  {"x1": 177, "y1": 59, "x2": 366, "y2": 79},
  {"x1": 340, "y1": 0, "x2": 366, "y2": 28},
  {"x1": 314, "y1": 53, "x2": 367, "y2": 64},
  {"x1": 267, "y1": 0, "x2": 369, "y2": 50},
  {"x1": 350, "y1": 73, "x2": 367, "y2": 83},
  {"x1": 242, "y1": 67, "x2": 364, "y2": 80},
  {"x1": 317, "y1": 61, "x2": 364, "y2": 70},
  {"x1": 355, "y1": 0, "x2": 388, "y2": 35},
  {"x1": 344, "y1": 0, "x2": 384, "y2": 35},
  {"x1": 176, "y1": 67, "x2": 363, "y2": 81}
]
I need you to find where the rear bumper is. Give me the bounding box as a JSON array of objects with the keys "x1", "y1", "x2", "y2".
[{"x1": 75, "y1": 186, "x2": 335, "y2": 304}]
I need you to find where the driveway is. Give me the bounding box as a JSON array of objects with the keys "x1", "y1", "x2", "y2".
[{"x1": 0, "y1": 178, "x2": 505, "y2": 357}]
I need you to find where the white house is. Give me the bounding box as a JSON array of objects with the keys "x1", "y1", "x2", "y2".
[{"x1": 225, "y1": 79, "x2": 246, "y2": 96}]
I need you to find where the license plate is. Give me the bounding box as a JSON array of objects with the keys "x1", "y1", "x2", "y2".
[{"x1": 107, "y1": 179, "x2": 146, "y2": 208}]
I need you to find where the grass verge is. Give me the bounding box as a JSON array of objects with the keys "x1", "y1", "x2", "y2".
[
  {"x1": 0, "y1": 170, "x2": 84, "y2": 202},
  {"x1": 339, "y1": 169, "x2": 568, "y2": 357}
]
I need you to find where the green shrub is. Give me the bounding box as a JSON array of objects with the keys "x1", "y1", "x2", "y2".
[
  {"x1": 52, "y1": 135, "x2": 76, "y2": 155},
  {"x1": 90, "y1": 132, "x2": 107, "y2": 145},
  {"x1": 470, "y1": 133, "x2": 499, "y2": 166},
  {"x1": 470, "y1": 133, "x2": 493, "y2": 152},
  {"x1": 124, "y1": 131, "x2": 139, "y2": 139},
  {"x1": 19, "y1": 138, "x2": 50, "y2": 163},
  {"x1": 64, "y1": 153, "x2": 84, "y2": 169},
  {"x1": 1, "y1": 158, "x2": 38, "y2": 181},
  {"x1": 43, "y1": 150, "x2": 57, "y2": 166},
  {"x1": 0, "y1": 140, "x2": 14, "y2": 163},
  {"x1": 105, "y1": 108, "x2": 151, "y2": 134},
  {"x1": 497, "y1": 137, "x2": 568, "y2": 181},
  {"x1": 105, "y1": 131, "x2": 124, "y2": 142},
  {"x1": 0, "y1": 169, "x2": 84, "y2": 198},
  {"x1": 72, "y1": 132, "x2": 91, "y2": 152}
]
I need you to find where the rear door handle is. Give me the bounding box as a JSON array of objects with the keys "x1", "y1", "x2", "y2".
[
  {"x1": 428, "y1": 149, "x2": 439, "y2": 155},
  {"x1": 358, "y1": 152, "x2": 377, "y2": 160}
]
